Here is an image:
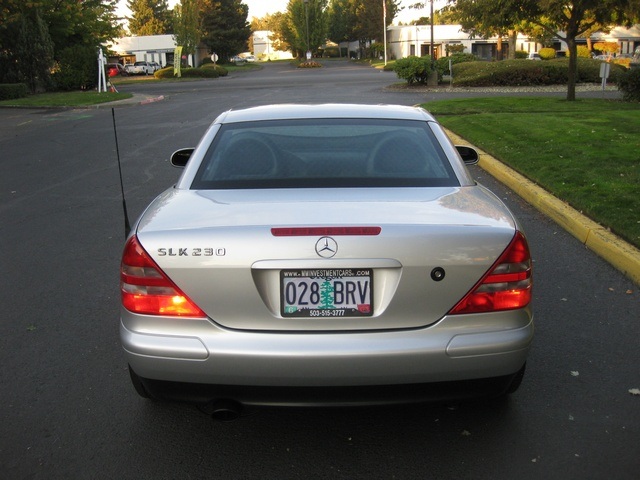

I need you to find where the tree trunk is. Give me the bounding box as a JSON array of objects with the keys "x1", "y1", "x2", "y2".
[
  {"x1": 508, "y1": 30, "x2": 517, "y2": 60},
  {"x1": 566, "y1": 37, "x2": 577, "y2": 101}
]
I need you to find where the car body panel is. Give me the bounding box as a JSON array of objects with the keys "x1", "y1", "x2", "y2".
[
  {"x1": 135, "y1": 186, "x2": 516, "y2": 331},
  {"x1": 122, "y1": 308, "x2": 532, "y2": 388},
  {"x1": 120, "y1": 104, "x2": 533, "y2": 406}
]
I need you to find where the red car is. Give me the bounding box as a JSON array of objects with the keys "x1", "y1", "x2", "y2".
[{"x1": 105, "y1": 63, "x2": 128, "y2": 77}]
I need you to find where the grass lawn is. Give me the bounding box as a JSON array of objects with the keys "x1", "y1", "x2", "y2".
[
  {"x1": 425, "y1": 97, "x2": 640, "y2": 249},
  {"x1": 0, "y1": 90, "x2": 132, "y2": 107}
]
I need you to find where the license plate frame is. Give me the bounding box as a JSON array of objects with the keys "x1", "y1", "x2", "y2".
[{"x1": 280, "y1": 268, "x2": 373, "y2": 318}]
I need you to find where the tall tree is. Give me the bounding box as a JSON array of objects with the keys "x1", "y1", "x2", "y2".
[
  {"x1": 352, "y1": 0, "x2": 400, "y2": 44},
  {"x1": 443, "y1": 0, "x2": 524, "y2": 60},
  {"x1": 200, "y1": 0, "x2": 251, "y2": 62},
  {"x1": 15, "y1": 7, "x2": 54, "y2": 91},
  {"x1": 127, "y1": 0, "x2": 173, "y2": 35},
  {"x1": 326, "y1": 0, "x2": 400, "y2": 56},
  {"x1": 173, "y1": 0, "x2": 200, "y2": 56},
  {"x1": 327, "y1": 0, "x2": 356, "y2": 44},
  {"x1": 0, "y1": 0, "x2": 119, "y2": 90},
  {"x1": 405, "y1": 7, "x2": 459, "y2": 27},
  {"x1": 284, "y1": 0, "x2": 328, "y2": 57},
  {"x1": 250, "y1": 12, "x2": 290, "y2": 54},
  {"x1": 518, "y1": 0, "x2": 636, "y2": 100}
]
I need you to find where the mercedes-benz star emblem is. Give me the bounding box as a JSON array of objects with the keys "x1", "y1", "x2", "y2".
[{"x1": 315, "y1": 236, "x2": 338, "y2": 258}]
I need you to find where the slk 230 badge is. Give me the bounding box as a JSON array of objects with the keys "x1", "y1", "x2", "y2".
[{"x1": 157, "y1": 248, "x2": 226, "y2": 257}]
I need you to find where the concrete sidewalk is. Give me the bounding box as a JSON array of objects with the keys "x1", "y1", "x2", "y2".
[{"x1": 446, "y1": 128, "x2": 640, "y2": 286}]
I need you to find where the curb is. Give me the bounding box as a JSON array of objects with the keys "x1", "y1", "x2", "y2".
[
  {"x1": 103, "y1": 94, "x2": 165, "y2": 107},
  {"x1": 445, "y1": 128, "x2": 640, "y2": 286},
  {"x1": 139, "y1": 95, "x2": 165, "y2": 105}
]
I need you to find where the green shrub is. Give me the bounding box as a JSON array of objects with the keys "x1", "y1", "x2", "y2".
[
  {"x1": 154, "y1": 67, "x2": 173, "y2": 78},
  {"x1": 451, "y1": 58, "x2": 626, "y2": 87},
  {"x1": 323, "y1": 46, "x2": 340, "y2": 58},
  {"x1": 567, "y1": 45, "x2": 592, "y2": 58},
  {"x1": 539, "y1": 48, "x2": 557, "y2": 60},
  {"x1": 445, "y1": 44, "x2": 465, "y2": 55},
  {"x1": 435, "y1": 53, "x2": 477, "y2": 79},
  {"x1": 200, "y1": 63, "x2": 228, "y2": 76},
  {"x1": 0, "y1": 83, "x2": 28, "y2": 100},
  {"x1": 370, "y1": 43, "x2": 385, "y2": 59},
  {"x1": 393, "y1": 56, "x2": 434, "y2": 84},
  {"x1": 154, "y1": 65, "x2": 227, "y2": 79},
  {"x1": 179, "y1": 67, "x2": 218, "y2": 78},
  {"x1": 51, "y1": 45, "x2": 97, "y2": 91},
  {"x1": 515, "y1": 51, "x2": 528, "y2": 59},
  {"x1": 613, "y1": 57, "x2": 631, "y2": 69},
  {"x1": 618, "y1": 68, "x2": 640, "y2": 102}
]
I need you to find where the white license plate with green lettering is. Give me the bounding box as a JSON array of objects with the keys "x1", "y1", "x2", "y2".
[{"x1": 281, "y1": 268, "x2": 373, "y2": 318}]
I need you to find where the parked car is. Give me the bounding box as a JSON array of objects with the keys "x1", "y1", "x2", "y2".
[
  {"x1": 120, "y1": 104, "x2": 534, "y2": 418},
  {"x1": 125, "y1": 61, "x2": 155, "y2": 75},
  {"x1": 149, "y1": 61, "x2": 161, "y2": 72},
  {"x1": 105, "y1": 63, "x2": 128, "y2": 77},
  {"x1": 231, "y1": 55, "x2": 246, "y2": 64},
  {"x1": 526, "y1": 52, "x2": 542, "y2": 60}
]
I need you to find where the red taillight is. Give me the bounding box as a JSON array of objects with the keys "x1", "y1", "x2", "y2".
[
  {"x1": 120, "y1": 236, "x2": 206, "y2": 317},
  {"x1": 450, "y1": 231, "x2": 532, "y2": 314}
]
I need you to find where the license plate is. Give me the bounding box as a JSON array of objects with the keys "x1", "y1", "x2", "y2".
[{"x1": 281, "y1": 268, "x2": 373, "y2": 317}]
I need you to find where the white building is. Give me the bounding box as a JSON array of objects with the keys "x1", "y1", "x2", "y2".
[
  {"x1": 386, "y1": 24, "x2": 640, "y2": 61},
  {"x1": 252, "y1": 31, "x2": 293, "y2": 60},
  {"x1": 107, "y1": 35, "x2": 209, "y2": 67},
  {"x1": 591, "y1": 24, "x2": 640, "y2": 55}
]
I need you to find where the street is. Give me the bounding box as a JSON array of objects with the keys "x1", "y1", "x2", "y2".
[{"x1": 1, "y1": 60, "x2": 638, "y2": 480}]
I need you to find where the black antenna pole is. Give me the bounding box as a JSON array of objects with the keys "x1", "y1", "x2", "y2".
[{"x1": 112, "y1": 108, "x2": 132, "y2": 237}]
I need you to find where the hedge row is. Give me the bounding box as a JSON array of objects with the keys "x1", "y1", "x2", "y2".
[
  {"x1": 0, "y1": 83, "x2": 28, "y2": 100},
  {"x1": 618, "y1": 68, "x2": 640, "y2": 102},
  {"x1": 451, "y1": 58, "x2": 627, "y2": 87},
  {"x1": 154, "y1": 64, "x2": 228, "y2": 79},
  {"x1": 435, "y1": 53, "x2": 478, "y2": 79}
]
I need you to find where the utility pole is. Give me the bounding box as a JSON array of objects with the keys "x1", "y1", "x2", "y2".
[
  {"x1": 383, "y1": 0, "x2": 387, "y2": 65},
  {"x1": 303, "y1": 0, "x2": 310, "y2": 60},
  {"x1": 430, "y1": 0, "x2": 434, "y2": 68}
]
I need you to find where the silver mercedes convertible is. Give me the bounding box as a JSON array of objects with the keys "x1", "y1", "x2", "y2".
[{"x1": 120, "y1": 104, "x2": 533, "y2": 417}]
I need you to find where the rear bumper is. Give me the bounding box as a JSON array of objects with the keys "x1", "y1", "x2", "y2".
[
  {"x1": 135, "y1": 372, "x2": 522, "y2": 407},
  {"x1": 121, "y1": 308, "x2": 533, "y2": 404}
]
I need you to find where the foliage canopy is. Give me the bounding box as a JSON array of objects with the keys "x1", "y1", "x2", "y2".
[
  {"x1": 200, "y1": 0, "x2": 251, "y2": 62},
  {"x1": 0, "y1": 0, "x2": 119, "y2": 91},
  {"x1": 127, "y1": 0, "x2": 173, "y2": 35}
]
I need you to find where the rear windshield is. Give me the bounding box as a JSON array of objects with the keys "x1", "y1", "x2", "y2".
[{"x1": 191, "y1": 118, "x2": 459, "y2": 189}]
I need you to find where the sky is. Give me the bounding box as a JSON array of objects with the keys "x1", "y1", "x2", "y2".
[{"x1": 116, "y1": 1, "x2": 442, "y2": 26}]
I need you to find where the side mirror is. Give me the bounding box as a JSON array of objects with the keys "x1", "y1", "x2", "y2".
[
  {"x1": 170, "y1": 148, "x2": 194, "y2": 168},
  {"x1": 455, "y1": 145, "x2": 479, "y2": 165}
]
